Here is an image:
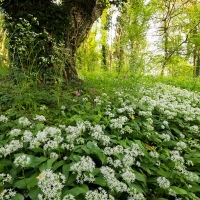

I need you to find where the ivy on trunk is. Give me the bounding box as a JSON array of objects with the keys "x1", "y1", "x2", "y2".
[{"x1": 2, "y1": 0, "x2": 105, "y2": 83}]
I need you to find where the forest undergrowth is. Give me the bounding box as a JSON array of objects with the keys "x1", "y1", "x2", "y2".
[{"x1": 0, "y1": 71, "x2": 200, "y2": 200}]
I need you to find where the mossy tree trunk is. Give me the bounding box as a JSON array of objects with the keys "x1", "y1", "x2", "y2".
[{"x1": 2, "y1": 0, "x2": 104, "y2": 83}]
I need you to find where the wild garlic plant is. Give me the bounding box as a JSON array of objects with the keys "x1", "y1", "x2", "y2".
[{"x1": 0, "y1": 83, "x2": 200, "y2": 199}]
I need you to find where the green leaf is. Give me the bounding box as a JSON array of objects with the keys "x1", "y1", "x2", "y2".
[
  {"x1": 189, "y1": 184, "x2": 200, "y2": 192},
  {"x1": 63, "y1": 187, "x2": 86, "y2": 197},
  {"x1": 29, "y1": 186, "x2": 39, "y2": 200},
  {"x1": 91, "y1": 168, "x2": 100, "y2": 176},
  {"x1": 39, "y1": 158, "x2": 57, "y2": 172},
  {"x1": 66, "y1": 174, "x2": 76, "y2": 186},
  {"x1": 0, "y1": 159, "x2": 12, "y2": 167},
  {"x1": 11, "y1": 193, "x2": 24, "y2": 200},
  {"x1": 52, "y1": 160, "x2": 65, "y2": 171},
  {"x1": 62, "y1": 164, "x2": 71, "y2": 181},
  {"x1": 170, "y1": 186, "x2": 188, "y2": 194},
  {"x1": 27, "y1": 173, "x2": 38, "y2": 190},
  {"x1": 81, "y1": 146, "x2": 91, "y2": 154},
  {"x1": 87, "y1": 141, "x2": 106, "y2": 164},
  {"x1": 134, "y1": 171, "x2": 146, "y2": 183},
  {"x1": 156, "y1": 169, "x2": 170, "y2": 177},
  {"x1": 190, "y1": 158, "x2": 200, "y2": 164},
  {"x1": 130, "y1": 183, "x2": 144, "y2": 193},
  {"x1": 31, "y1": 157, "x2": 47, "y2": 168},
  {"x1": 14, "y1": 179, "x2": 27, "y2": 189},
  {"x1": 171, "y1": 127, "x2": 182, "y2": 135},
  {"x1": 93, "y1": 177, "x2": 107, "y2": 187}
]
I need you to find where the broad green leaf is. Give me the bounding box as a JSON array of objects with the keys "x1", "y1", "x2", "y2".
[
  {"x1": 171, "y1": 127, "x2": 182, "y2": 135},
  {"x1": 0, "y1": 159, "x2": 12, "y2": 167},
  {"x1": 93, "y1": 177, "x2": 107, "y2": 187},
  {"x1": 80, "y1": 184, "x2": 89, "y2": 192},
  {"x1": 134, "y1": 171, "x2": 146, "y2": 183},
  {"x1": 81, "y1": 146, "x2": 91, "y2": 154},
  {"x1": 62, "y1": 164, "x2": 71, "y2": 180},
  {"x1": 63, "y1": 186, "x2": 86, "y2": 197},
  {"x1": 130, "y1": 183, "x2": 144, "y2": 193},
  {"x1": 190, "y1": 158, "x2": 200, "y2": 164},
  {"x1": 170, "y1": 186, "x2": 187, "y2": 194},
  {"x1": 11, "y1": 193, "x2": 24, "y2": 200},
  {"x1": 66, "y1": 174, "x2": 76, "y2": 186},
  {"x1": 52, "y1": 160, "x2": 65, "y2": 171},
  {"x1": 39, "y1": 158, "x2": 57, "y2": 172},
  {"x1": 91, "y1": 168, "x2": 100, "y2": 176},
  {"x1": 14, "y1": 179, "x2": 27, "y2": 189},
  {"x1": 27, "y1": 173, "x2": 38, "y2": 189},
  {"x1": 31, "y1": 157, "x2": 47, "y2": 168},
  {"x1": 29, "y1": 186, "x2": 39, "y2": 200},
  {"x1": 87, "y1": 141, "x2": 106, "y2": 164},
  {"x1": 156, "y1": 169, "x2": 170, "y2": 177},
  {"x1": 189, "y1": 184, "x2": 200, "y2": 192}
]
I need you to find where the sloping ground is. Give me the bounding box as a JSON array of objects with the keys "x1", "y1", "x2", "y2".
[{"x1": 0, "y1": 82, "x2": 200, "y2": 200}]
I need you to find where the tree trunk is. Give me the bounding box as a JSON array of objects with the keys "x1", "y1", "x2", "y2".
[{"x1": 2, "y1": 0, "x2": 104, "y2": 83}]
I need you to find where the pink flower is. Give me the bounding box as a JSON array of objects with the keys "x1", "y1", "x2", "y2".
[{"x1": 75, "y1": 91, "x2": 81, "y2": 96}]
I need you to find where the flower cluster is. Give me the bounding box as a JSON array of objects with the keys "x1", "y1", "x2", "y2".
[
  {"x1": 0, "y1": 140, "x2": 23, "y2": 157},
  {"x1": 33, "y1": 115, "x2": 46, "y2": 122},
  {"x1": 0, "y1": 189, "x2": 16, "y2": 200},
  {"x1": 29, "y1": 127, "x2": 63, "y2": 151},
  {"x1": 37, "y1": 169, "x2": 65, "y2": 200},
  {"x1": 100, "y1": 166, "x2": 128, "y2": 192},
  {"x1": 0, "y1": 173, "x2": 12, "y2": 184},
  {"x1": 70, "y1": 156, "x2": 95, "y2": 184},
  {"x1": 14, "y1": 154, "x2": 31, "y2": 167},
  {"x1": 157, "y1": 176, "x2": 170, "y2": 189},
  {"x1": 85, "y1": 187, "x2": 114, "y2": 200},
  {"x1": 0, "y1": 115, "x2": 8, "y2": 123},
  {"x1": 18, "y1": 117, "x2": 31, "y2": 126}
]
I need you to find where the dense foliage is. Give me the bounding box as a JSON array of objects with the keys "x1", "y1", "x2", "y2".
[{"x1": 0, "y1": 74, "x2": 200, "y2": 200}]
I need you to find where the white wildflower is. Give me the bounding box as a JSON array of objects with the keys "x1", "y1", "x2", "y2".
[
  {"x1": 22, "y1": 130, "x2": 33, "y2": 142},
  {"x1": 37, "y1": 169, "x2": 65, "y2": 200},
  {"x1": 0, "y1": 140, "x2": 23, "y2": 157},
  {"x1": 121, "y1": 168, "x2": 136, "y2": 183},
  {"x1": 157, "y1": 176, "x2": 170, "y2": 189},
  {"x1": 0, "y1": 189, "x2": 17, "y2": 200},
  {"x1": 85, "y1": 187, "x2": 114, "y2": 200},
  {"x1": 176, "y1": 141, "x2": 187, "y2": 151},
  {"x1": 18, "y1": 117, "x2": 31, "y2": 126},
  {"x1": 63, "y1": 194, "x2": 76, "y2": 200},
  {"x1": 50, "y1": 152, "x2": 59, "y2": 159},
  {"x1": 0, "y1": 115, "x2": 8, "y2": 123},
  {"x1": 14, "y1": 154, "x2": 31, "y2": 167},
  {"x1": 0, "y1": 173, "x2": 12, "y2": 184},
  {"x1": 10, "y1": 129, "x2": 21, "y2": 137},
  {"x1": 149, "y1": 151, "x2": 159, "y2": 158},
  {"x1": 159, "y1": 134, "x2": 170, "y2": 142},
  {"x1": 33, "y1": 115, "x2": 46, "y2": 122},
  {"x1": 61, "y1": 105, "x2": 66, "y2": 110}
]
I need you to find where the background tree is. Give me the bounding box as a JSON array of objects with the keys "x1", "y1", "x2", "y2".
[
  {"x1": 1, "y1": 0, "x2": 127, "y2": 83},
  {"x1": 113, "y1": 0, "x2": 151, "y2": 74}
]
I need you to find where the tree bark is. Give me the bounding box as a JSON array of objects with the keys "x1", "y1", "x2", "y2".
[{"x1": 2, "y1": 0, "x2": 104, "y2": 83}]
